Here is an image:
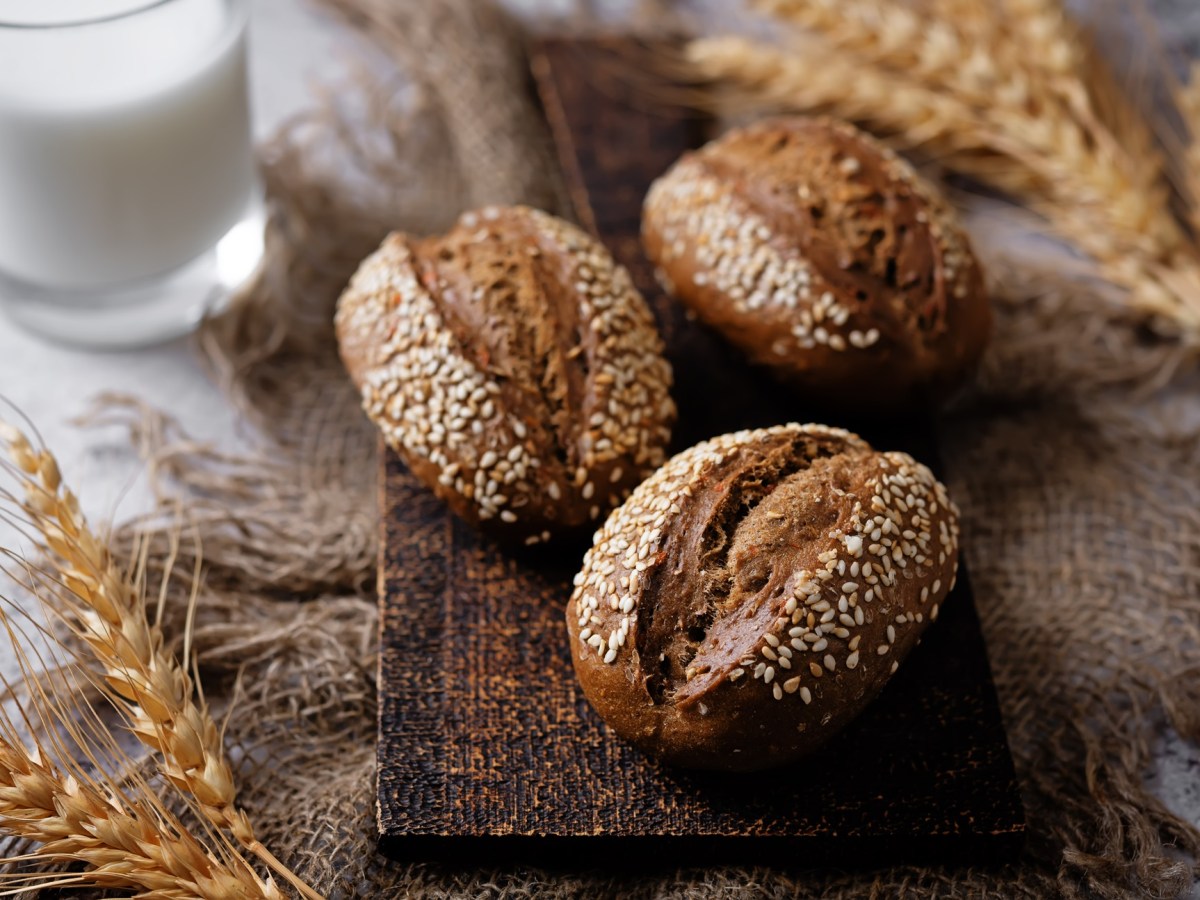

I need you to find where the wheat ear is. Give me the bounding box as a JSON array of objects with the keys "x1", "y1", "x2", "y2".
[
  {"x1": 0, "y1": 738, "x2": 273, "y2": 898},
  {"x1": 0, "y1": 594, "x2": 276, "y2": 898},
  {"x1": 0, "y1": 421, "x2": 324, "y2": 900}
]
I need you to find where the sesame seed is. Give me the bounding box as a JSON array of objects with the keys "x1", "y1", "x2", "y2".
[
  {"x1": 846, "y1": 650, "x2": 860, "y2": 669},
  {"x1": 800, "y1": 686, "x2": 813, "y2": 704}
]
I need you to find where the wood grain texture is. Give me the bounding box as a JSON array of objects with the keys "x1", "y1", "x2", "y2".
[{"x1": 376, "y1": 37, "x2": 1026, "y2": 865}]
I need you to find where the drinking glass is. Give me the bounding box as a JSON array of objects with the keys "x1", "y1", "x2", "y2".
[{"x1": 0, "y1": 0, "x2": 264, "y2": 348}]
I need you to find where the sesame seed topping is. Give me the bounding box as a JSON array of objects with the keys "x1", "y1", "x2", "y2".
[{"x1": 337, "y1": 207, "x2": 675, "y2": 537}]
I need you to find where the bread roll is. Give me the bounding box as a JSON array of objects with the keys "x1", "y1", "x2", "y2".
[
  {"x1": 567, "y1": 423, "x2": 960, "y2": 770},
  {"x1": 336, "y1": 205, "x2": 676, "y2": 543},
  {"x1": 642, "y1": 116, "x2": 990, "y2": 411}
]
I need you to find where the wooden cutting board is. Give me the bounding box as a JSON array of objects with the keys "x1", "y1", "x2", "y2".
[{"x1": 375, "y1": 37, "x2": 1026, "y2": 866}]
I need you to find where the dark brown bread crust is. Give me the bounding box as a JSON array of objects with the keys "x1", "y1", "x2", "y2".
[
  {"x1": 567, "y1": 423, "x2": 960, "y2": 771},
  {"x1": 642, "y1": 116, "x2": 991, "y2": 410},
  {"x1": 336, "y1": 205, "x2": 676, "y2": 543}
]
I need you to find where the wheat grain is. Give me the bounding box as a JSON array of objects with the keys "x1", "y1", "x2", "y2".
[{"x1": 0, "y1": 422, "x2": 322, "y2": 900}]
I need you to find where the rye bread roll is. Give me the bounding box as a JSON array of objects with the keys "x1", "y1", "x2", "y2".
[
  {"x1": 336, "y1": 205, "x2": 676, "y2": 544},
  {"x1": 642, "y1": 116, "x2": 991, "y2": 411},
  {"x1": 567, "y1": 423, "x2": 960, "y2": 771}
]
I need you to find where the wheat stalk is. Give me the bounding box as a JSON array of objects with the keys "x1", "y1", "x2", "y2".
[
  {"x1": 0, "y1": 583, "x2": 274, "y2": 898},
  {"x1": 0, "y1": 420, "x2": 323, "y2": 900},
  {"x1": 685, "y1": 0, "x2": 1200, "y2": 346},
  {"x1": 0, "y1": 742, "x2": 271, "y2": 898}
]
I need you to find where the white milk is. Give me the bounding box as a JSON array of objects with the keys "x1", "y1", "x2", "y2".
[{"x1": 0, "y1": 0, "x2": 254, "y2": 289}]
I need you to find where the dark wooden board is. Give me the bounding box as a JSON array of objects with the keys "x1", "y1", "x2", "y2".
[{"x1": 376, "y1": 37, "x2": 1026, "y2": 866}]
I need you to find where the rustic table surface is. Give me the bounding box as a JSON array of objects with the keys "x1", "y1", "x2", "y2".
[{"x1": 0, "y1": 0, "x2": 1196, "y2": 874}]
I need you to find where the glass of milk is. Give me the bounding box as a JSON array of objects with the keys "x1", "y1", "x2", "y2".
[{"x1": 0, "y1": 0, "x2": 264, "y2": 348}]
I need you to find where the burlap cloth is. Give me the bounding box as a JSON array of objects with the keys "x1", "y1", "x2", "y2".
[{"x1": 99, "y1": 1, "x2": 1200, "y2": 896}]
